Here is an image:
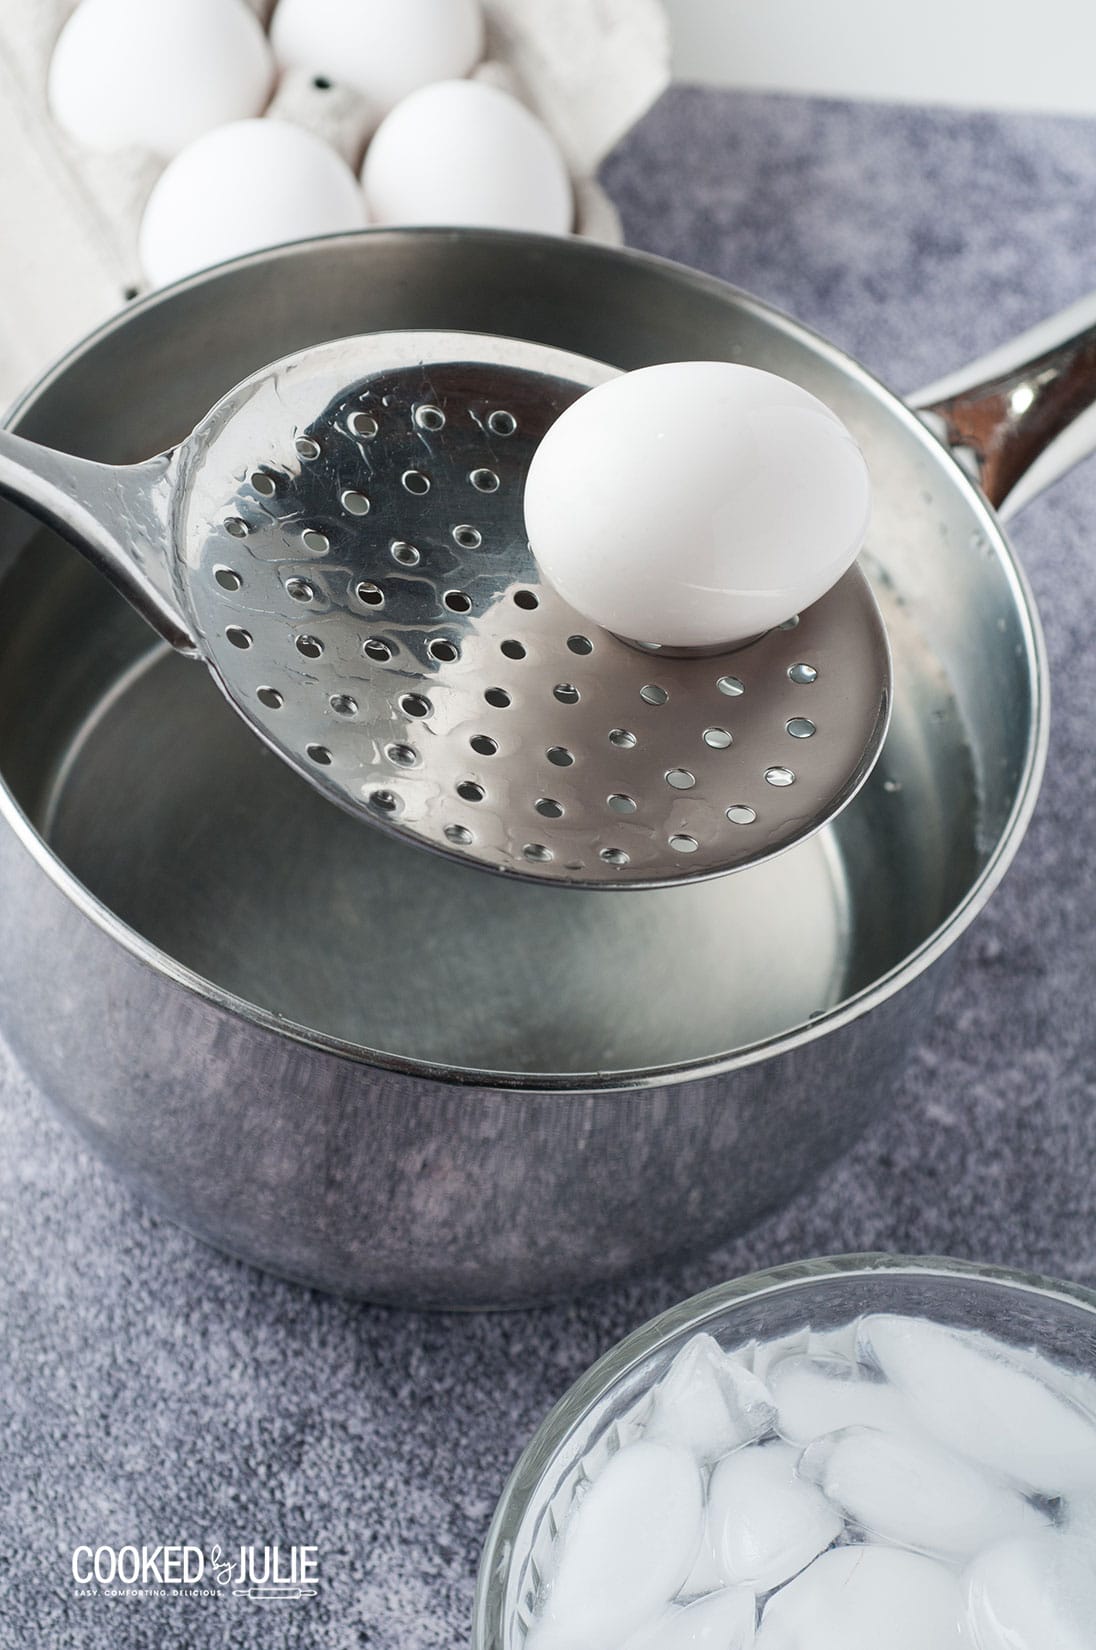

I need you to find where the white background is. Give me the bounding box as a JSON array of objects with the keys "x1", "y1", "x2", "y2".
[{"x1": 666, "y1": 0, "x2": 1096, "y2": 115}]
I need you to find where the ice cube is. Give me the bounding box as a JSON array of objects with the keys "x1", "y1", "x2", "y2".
[
  {"x1": 859, "y1": 1314, "x2": 1096, "y2": 1494},
  {"x1": 756, "y1": 1544, "x2": 965, "y2": 1649},
  {"x1": 963, "y1": 1527, "x2": 1096, "y2": 1649},
  {"x1": 800, "y1": 1424, "x2": 1045, "y2": 1561},
  {"x1": 809, "y1": 1319, "x2": 865, "y2": 1361},
  {"x1": 701, "y1": 1439, "x2": 842, "y2": 1592},
  {"x1": 621, "y1": 1585, "x2": 757, "y2": 1650},
  {"x1": 769, "y1": 1354, "x2": 910, "y2": 1444},
  {"x1": 1064, "y1": 1493, "x2": 1096, "y2": 1538},
  {"x1": 679, "y1": 1526, "x2": 728, "y2": 1599},
  {"x1": 534, "y1": 1441, "x2": 704, "y2": 1650},
  {"x1": 645, "y1": 1334, "x2": 776, "y2": 1463},
  {"x1": 752, "y1": 1329, "x2": 811, "y2": 1386}
]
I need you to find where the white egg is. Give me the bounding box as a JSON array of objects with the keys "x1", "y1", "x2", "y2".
[
  {"x1": 138, "y1": 118, "x2": 367, "y2": 288},
  {"x1": 363, "y1": 80, "x2": 573, "y2": 235},
  {"x1": 524, "y1": 362, "x2": 872, "y2": 650},
  {"x1": 270, "y1": 0, "x2": 484, "y2": 117},
  {"x1": 48, "y1": 0, "x2": 274, "y2": 158}
]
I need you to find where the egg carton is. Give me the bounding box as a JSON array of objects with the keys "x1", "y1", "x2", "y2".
[{"x1": 0, "y1": 0, "x2": 669, "y2": 405}]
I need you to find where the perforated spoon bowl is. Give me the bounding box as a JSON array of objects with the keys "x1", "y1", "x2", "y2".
[{"x1": 0, "y1": 330, "x2": 890, "y2": 888}]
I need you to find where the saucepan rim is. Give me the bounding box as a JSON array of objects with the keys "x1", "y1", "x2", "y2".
[{"x1": 0, "y1": 229, "x2": 1050, "y2": 1092}]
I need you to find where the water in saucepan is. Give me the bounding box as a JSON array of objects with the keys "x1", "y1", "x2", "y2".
[{"x1": 4, "y1": 531, "x2": 980, "y2": 1077}]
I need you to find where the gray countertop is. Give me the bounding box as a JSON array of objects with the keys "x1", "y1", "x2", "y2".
[{"x1": 3, "y1": 85, "x2": 1096, "y2": 1648}]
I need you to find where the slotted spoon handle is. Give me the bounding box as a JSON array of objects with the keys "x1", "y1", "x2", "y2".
[{"x1": 0, "y1": 427, "x2": 196, "y2": 652}]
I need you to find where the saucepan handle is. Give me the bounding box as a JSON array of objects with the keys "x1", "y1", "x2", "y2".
[
  {"x1": 0, "y1": 427, "x2": 196, "y2": 653},
  {"x1": 912, "y1": 291, "x2": 1096, "y2": 520}
]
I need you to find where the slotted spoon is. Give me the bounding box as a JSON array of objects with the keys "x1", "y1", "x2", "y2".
[{"x1": 0, "y1": 329, "x2": 891, "y2": 887}]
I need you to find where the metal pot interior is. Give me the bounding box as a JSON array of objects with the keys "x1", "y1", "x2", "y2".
[{"x1": 0, "y1": 232, "x2": 1040, "y2": 1081}]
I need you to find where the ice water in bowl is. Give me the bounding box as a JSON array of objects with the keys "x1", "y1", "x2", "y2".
[{"x1": 523, "y1": 1313, "x2": 1096, "y2": 1649}]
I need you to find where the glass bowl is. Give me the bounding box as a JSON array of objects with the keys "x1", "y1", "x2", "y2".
[{"x1": 473, "y1": 1253, "x2": 1096, "y2": 1650}]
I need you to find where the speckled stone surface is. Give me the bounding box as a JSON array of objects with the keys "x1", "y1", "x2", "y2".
[{"x1": 3, "y1": 87, "x2": 1096, "y2": 1647}]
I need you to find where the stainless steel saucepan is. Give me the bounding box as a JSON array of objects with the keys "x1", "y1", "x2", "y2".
[{"x1": 0, "y1": 228, "x2": 1083, "y2": 1307}]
